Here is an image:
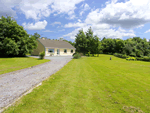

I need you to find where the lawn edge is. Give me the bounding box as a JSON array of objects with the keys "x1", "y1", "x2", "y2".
[{"x1": 0, "y1": 58, "x2": 51, "y2": 78}]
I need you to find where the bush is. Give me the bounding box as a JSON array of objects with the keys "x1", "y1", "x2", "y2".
[
  {"x1": 39, "y1": 51, "x2": 45, "y2": 59},
  {"x1": 78, "y1": 53, "x2": 84, "y2": 56},
  {"x1": 99, "y1": 51, "x2": 103, "y2": 54},
  {"x1": 73, "y1": 53, "x2": 81, "y2": 59},
  {"x1": 141, "y1": 57, "x2": 150, "y2": 61},
  {"x1": 85, "y1": 54, "x2": 88, "y2": 56},
  {"x1": 126, "y1": 57, "x2": 136, "y2": 61},
  {"x1": 135, "y1": 56, "x2": 150, "y2": 61},
  {"x1": 130, "y1": 52, "x2": 136, "y2": 57},
  {"x1": 88, "y1": 51, "x2": 91, "y2": 56},
  {"x1": 108, "y1": 52, "x2": 113, "y2": 55},
  {"x1": 72, "y1": 52, "x2": 78, "y2": 56},
  {"x1": 114, "y1": 53, "x2": 128, "y2": 59}
]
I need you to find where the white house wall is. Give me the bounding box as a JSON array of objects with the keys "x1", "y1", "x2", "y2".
[{"x1": 45, "y1": 48, "x2": 75, "y2": 56}]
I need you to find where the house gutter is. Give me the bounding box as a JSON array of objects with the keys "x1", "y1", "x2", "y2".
[{"x1": 45, "y1": 47, "x2": 76, "y2": 50}]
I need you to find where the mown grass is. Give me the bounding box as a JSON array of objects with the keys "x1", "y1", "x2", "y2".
[
  {"x1": 0, "y1": 57, "x2": 50, "y2": 75},
  {"x1": 4, "y1": 54, "x2": 150, "y2": 113}
]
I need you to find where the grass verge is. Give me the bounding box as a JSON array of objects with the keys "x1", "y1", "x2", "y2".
[{"x1": 0, "y1": 57, "x2": 50, "y2": 75}]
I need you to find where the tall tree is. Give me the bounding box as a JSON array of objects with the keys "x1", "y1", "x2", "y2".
[
  {"x1": 115, "y1": 39, "x2": 125, "y2": 53},
  {"x1": 85, "y1": 27, "x2": 94, "y2": 53},
  {"x1": 75, "y1": 29, "x2": 87, "y2": 54},
  {"x1": 0, "y1": 16, "x2": 38, "y2": 57}
]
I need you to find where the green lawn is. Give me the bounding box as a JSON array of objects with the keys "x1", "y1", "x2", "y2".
[
  {"x1": 0, "y1": 57, "x2": 50, "y2": 75},
  {"x1": 4, "y1": 54, "x2": 150, "y2": 113}
]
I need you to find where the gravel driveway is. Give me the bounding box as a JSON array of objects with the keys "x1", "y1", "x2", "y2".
[{"x1": 0, "y1": 56, "x2": 73, "y2": 112}]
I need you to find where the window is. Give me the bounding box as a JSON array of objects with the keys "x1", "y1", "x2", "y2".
[
  {"x1": 48, "y1": 49, "x2": 54, "y2": 53},
  {"x1": 64, "y1": 49, "x2": 67, "y2": 53},
  {"x1": 71, "y1": 49, "x2": 73, "y2": 53}
]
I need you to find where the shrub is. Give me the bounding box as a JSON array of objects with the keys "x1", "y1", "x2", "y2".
[
  {"x1": 126, "y1": 57, "x2": 136, "y2": 61},
  {"x1": 114, "y1": 53, "x2": 130, "y2": 59},
  {"x1": 99, "y1": 51, "x2": 103, "y2": 54},
  {"x1": 78, "y1": 53, "x2": 84, "y2": 56},
  {"x1": 108, "y1": 52, "x2": 113, "y2": 55},
  {"x1": 39, "y1": 51, "x2": 45, "y2": 59},
  {"x1": 72, "y1": 52, "x2": 78, "y2": 56},
  {"x1": 85, "y1": 54, "x2": 88, "y2": 56},
  {"x1": 89, "y1": 54, "x2": 93, "y2": 57},
  {"x1": 73, "y1": 53, "x2": 81, "y2": 59},
  {"x1": 147, "y1": 53, "x2": 150, "y2": 57},
  {"x1": 130, "y1": 52, "x2": 136, "y2": 57},
  {"x1": 88, "y1": 51, "x2": 91, "y2": 56},
  {"x1": 142, "y1": 57, "x2": 150, "y2": 61}
]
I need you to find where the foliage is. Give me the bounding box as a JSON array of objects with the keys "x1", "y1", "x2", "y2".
[
  {"x1": 75, "y1": 27, "x2": 101, "y2": 55},
  {"x1": 0, "y1": 16, "x2": 39, "y2": 57},
  {"x1": 87, "y1": 51, "x2": 91, "y2": 56},
  {"x1": 126, "y1": 57, "x2": 136, "y2": 61},
  {"x1": 39, "y1": 51, "x2": 45, "y2": 59},
  {"x1": 78, "y1": 53, "x2": 84, "y2": 56},
  {"x1": 72, "y1": 53, "x2": 76, "y2": 56},
  {"x1": 73, "y1": 27, "x2": 150, "y2": 59},
  {"x1": 73, "y1": 53, "x2": 81, "y2": 59},
  {"x1": 114, "y1": 53, "x2": 128, "y2": 59},
  {"x1": 136, "y1": 56, "x2": 150, "y2": 61},
  {"x1": 74, "y1": 29, "x2": 87, "y2": 54}
]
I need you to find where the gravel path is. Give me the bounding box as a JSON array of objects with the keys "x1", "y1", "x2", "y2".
[{"x1": 0, "y1": 56, "x2": 72, "y2": 112}]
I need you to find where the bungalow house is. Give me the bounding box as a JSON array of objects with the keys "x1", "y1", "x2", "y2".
[{"x1": 31, "y1": 38, "x2": 76, "y2": 56}]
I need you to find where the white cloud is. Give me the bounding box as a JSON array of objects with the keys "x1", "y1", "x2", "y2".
[
  {"x1": 43, "y1": 30, "x2": 53, "y2": 32},
  {"x1": 51, "y1": 0, "x2": 84, "y2": 19},
  {"x1": 146, "y1": 39, "x2": 149, "y2": 42},
  {"x1": 64, "y1": 22, "x2": 86, "y2": 28},
  {"x1": 145, "y1": 29, "x2": 150, "y2": 33},
  {"x1": 63, "y1": 0, "x2": 150, "y2": 40},
  {"x1": 80, "y1": 3, "x2": 90, "y2": 16},
  {"x1": 22, "y1": 20, "x2": 47, "y2": 30},
  {"x1": 85, "y1": 0, "x2": 150, "y2": 29},
  {"x1": 51, "y1": 21, "x2": 61, "y2": 26},
  {"x1": 63, "y1": 25, "x2": 136, "y2": 40},
  {"x1": 63, "y1": 28, "x2": 81, "y2": 39},
  {"x1": 78, "y1": 19, "x2": 82, "y2": 22},
  {"x1": 0, "y1": 0, "x2": 84, "y2": 20}
]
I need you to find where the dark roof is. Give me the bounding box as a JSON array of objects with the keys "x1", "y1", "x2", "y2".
[{"x1": 38, "y1": 38, "x2": 75, "y2": 49}]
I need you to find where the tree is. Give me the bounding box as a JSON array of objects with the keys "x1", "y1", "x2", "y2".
[
  {"x1": 0, "y1": 16, "x2": 38, "y2": 57},
  {"x1": 115, "y1": 39, "x2": 125, "y2": 53},
  {"x1": 75, "y1": 29, "x2": 87, "y2": 54},
  {"x1": 85, "y1": 27, "x2": 94, "y2": 54},
  {"x1": 101, "y1": 38, "x2": 116, "y2": 54},
  {"x1": 93, "y1": 35, "x2": 102, "y2": 56},
  {"x1": 75, "y1": 27, "x2": 102, "y2": 55}
]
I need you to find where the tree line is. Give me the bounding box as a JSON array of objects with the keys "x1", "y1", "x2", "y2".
[{"x1": 74, "y1": 27, "x2": 150, "y2": 57}]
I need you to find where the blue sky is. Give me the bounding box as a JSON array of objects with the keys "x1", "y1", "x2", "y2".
[{"x1": 1, "y1": 0, "x2": 150, "y2": 42}]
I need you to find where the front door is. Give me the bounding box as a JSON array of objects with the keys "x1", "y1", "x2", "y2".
[{"x1": 57, "y1": 49, "x2": 60, "y2": 55}]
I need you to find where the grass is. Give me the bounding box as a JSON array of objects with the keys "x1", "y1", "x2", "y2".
[
  {"x1": 0, "y1": 57, "x2": 50, "y2": 75},
  {"x1": 4, "y1": 54, "x2": 150, "y2": 113}
]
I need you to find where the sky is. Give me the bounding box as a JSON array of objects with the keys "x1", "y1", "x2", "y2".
[{"x1": 0, "y1": 0, "x2": 150, "y2": 42}]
